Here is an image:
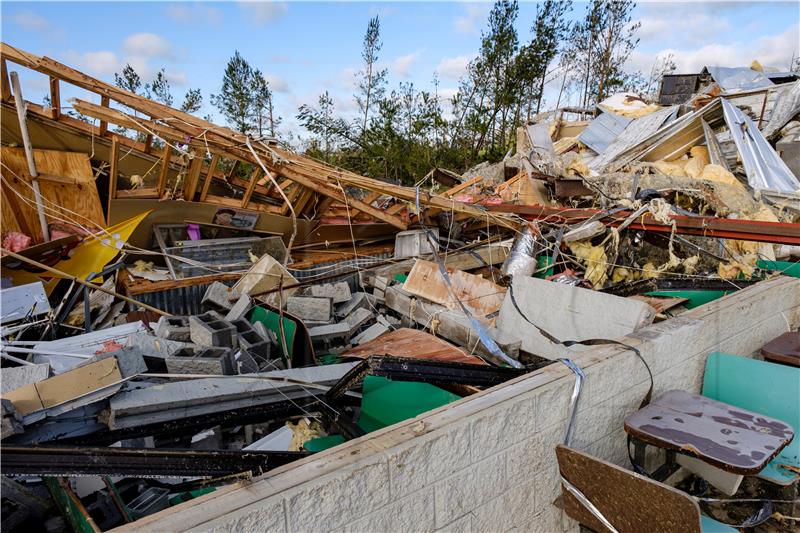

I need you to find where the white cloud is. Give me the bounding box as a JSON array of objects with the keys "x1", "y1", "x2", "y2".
[
  {"x1": 123, "y1": 33, "x2": 173, "y2": 60},
  {"x1": 64, "y1": 50, "x2": 120, "y2": 76},
  {"x1": 436, "y1": 55, "x2": 474, "y2": 81},
  {"x1": 454, "y1": 4, "x2": 487, "y2": 35},
  {"x1": 636, "y1": 12, "x2": 731, "y2": 46},
  {"x1": 11, "y1": 10, "x2": 51, "y2": 31},
  {"x1": 337, "y1": 67, "x2": 358, "y2": 91},
  {"x1": 166, "y1": 4, "x2": 222, "y2": 25},
  {"x1": 628, "y1": 22, "x2": 800, "y2": 75},
  {"x1": 265, "y1": 74, "x2": 289, "y2": 93},
  {"x1": 238, "y1": 1, "x2": 288, "y2": 26},
  {"x1": 164, "y1": 70, "x2": 188, "y2": 87},
  {"x1": 391, "y1": 52, "x2": 421, "y2": 79}
]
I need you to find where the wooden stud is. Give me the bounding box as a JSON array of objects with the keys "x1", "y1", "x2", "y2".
[
  {"x1": 106, "y1": 135, "x2": 119, "y2": 225},
  {"x1": 143, "y1": 133, "x2": 153, "y2": 154},
  {"x1": 183, "y1": 150, "x2": 203, "y2": 201},
  {"x1": 155, "y1": 142, "x2": 171, "y2": 198},
  {"x1": 240, "y1": 168, "x2": 263, "y2": 208},
  {"x1": 98, "y1": 95, "x2": 110, "y2": 136},
  {"x1": 199, "y1": 153, "x2": 220, "y2": 202},
  {"x1": 48, "y1": 77, "x2": 60, "y2": 119},
  {"x1": 1, "y1": 59, "x2": 10, "y2": 101}
]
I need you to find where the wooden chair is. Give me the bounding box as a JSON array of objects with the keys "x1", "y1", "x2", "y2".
[{"x1": 555, "y1": 444, "x2": 735, "y2": 533}]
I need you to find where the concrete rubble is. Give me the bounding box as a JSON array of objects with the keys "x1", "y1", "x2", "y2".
[{"x1": 0, "y1": 45, "x2": 798, "y2": 531}]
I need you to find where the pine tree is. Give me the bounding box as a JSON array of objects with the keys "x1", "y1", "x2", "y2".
[
  {"x1": 114, "y1": 64, "x2": 142, "y2": 94},
  {"x1": 180, "y1": 88, "x2": 203, "y2": 114},
  {"x1": 252, "y1": 70, "x2": 282, "y2": 138},
  {"x1": 593, "y1": 0, "x2": 640, "y2": 102},
  {"x1": 147, "y1": 68, "x2": 173, "y2": 107},
  {"x1": 355, "y1": 15, "x2": 388, "y2": 136},
  {"x1": 211, "y1": 51, "x2": 256, "y2": 134}
]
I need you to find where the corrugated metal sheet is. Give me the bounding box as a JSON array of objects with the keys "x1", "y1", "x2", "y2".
[
  {"x1": 578, "y1": 112, "x2": 632, "y2": 154},
  {"x1": 721, "y1": 98, "x2": 800, "y2": 192},
  {"x1": 705, "y1": 66, "x2": 774, "y2": 92},
  {"x1": 589, "y1": 106, "x2": 678, "y2": 172}
]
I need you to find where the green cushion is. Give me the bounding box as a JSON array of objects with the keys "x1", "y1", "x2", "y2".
[{"x1": 702, "y1": 352, "x2": 799, "y2": 485}]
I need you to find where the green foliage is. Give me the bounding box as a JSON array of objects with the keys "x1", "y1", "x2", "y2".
[
  {"x1": 355, "y1": 15, "x2": 388, "y2": 135},
  {"x1": 211, "y1": 50, "x2": 255, "y2": 134},
  {"x1": 147, "y1": 69, "x2": 173, "y2": 106},
  {"x1": 180, "y1": 88, "x2": 203, "y2": 114},
  {"x1": 114, "y1": 64, "x2": 142, "y2": 94}
]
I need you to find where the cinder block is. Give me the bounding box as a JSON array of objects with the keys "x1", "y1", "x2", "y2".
[
  {"x1": 92, "y1": 346, "x2": 147, "y2": 378},
  {"x1": 202, "y1": 282, "x2": 240, "y2": 312},
  {"x1": 1, "y1": 363, "x2": 50, "y2": 394},
  {"x1": 343, "y1": 307, "x2": 373, "y2": 335},
  {"x1": 224, "y1": 294, "x2": 252, "y2": 322},
  {"x1": 189, "y1": 313, "x2": 237, "y2": 348},
  {"x1": 286, "y1": 296, "x2": 332, "y2": 323},
  {"x1": 309, "y1": 282, "x2": 352, "y2": 304},
  {"x1": 155, "y1": 316, "x2": 191, "y2": 342},
  {"x1": 165, "y1": 347, "x2": 234, "y2": 375},
  {"x1": 352, "y1": 323, "x2": 389, "y2": 345},
  {"x1": 308, "y1": 323, "x2": 350, "y2": 343},
  {"x1": 335, "y1": 292, "x2": 375, "y2": 318},
  {"x1": 232, "y1": 318, "x2": 271, "y2": 360}
]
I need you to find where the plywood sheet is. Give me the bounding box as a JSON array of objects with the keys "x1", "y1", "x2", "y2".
[
  {"x1": 343, "y1": 328, "x2": 486, "y2": 365},
  {"x1": 556, "y1": 445, "x2": 702, "y2": 533},
  {"x1": 0, "y1": 148, "x2": 104, "y2": 242},
  {"x1": 403, "y1": 259, "x2": 505, "y2": 318}
]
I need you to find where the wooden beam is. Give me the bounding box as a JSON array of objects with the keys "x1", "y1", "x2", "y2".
[
  {"x1": 183, "y1": 150, "x2": 203, "y2": 201},
  {"x1": 98, "y1": 95, "x2": 110, "y2": 136},
  {"x1": 280, "y1": 185, "x2": 303, "y2": 216},
  {"x1": 240, "y1": 168, "x2": 263, "y2": 208},
  {"x1": 143, "y1": 133, "x2": 153, "y2": 154},
  {"x1": 279, "y1": 167, "x2": 407, "y2": 230},
  {"x1": 48, "y1": 76, "x2": 60, "y2": 119},
  {"x1": 204, "y1": 194, "x2": 282, "y2": 214},
  {"x1": 155, "y1": 143, "x2": 171, "y2": 198},
  {"x1": 443, "y1": 175, "x2": 483, "y2": 198},
  {"x1": 107, "y1": 135, "x2": 119, "y2": 225},
  {"x1": 0, "y1": 58, "x2": 10, "y2": 101},
  {"x1": 199, "y1": 153, "x2": 220, "y2": 202}
]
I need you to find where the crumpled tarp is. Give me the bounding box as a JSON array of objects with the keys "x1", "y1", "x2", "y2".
[{"x1": 721, "y1": 98, "x2": 800, "y2": 193}]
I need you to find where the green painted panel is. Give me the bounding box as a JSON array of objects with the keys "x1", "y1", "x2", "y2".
[
  {"x1": 249, "y1": 306, "x2": 296, "y2": 359},
  {"x1": 757, "y1": 260, "x2": 800, "y2": 278},
  {"x1": 646, "y1": 290, "x2": 731, "y2": 309},
  {"x1": 703, "y1": 352, "x2": 799, "y2": 485}
]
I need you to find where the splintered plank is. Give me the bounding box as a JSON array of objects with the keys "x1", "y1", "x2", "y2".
[{"x1": 342, "y1": 328, "x2": 486, "y2": 365}]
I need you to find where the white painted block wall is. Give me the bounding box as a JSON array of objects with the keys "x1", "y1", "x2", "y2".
[{"x1": 127, "y1": 276, "x2": 800, "y2": 533}]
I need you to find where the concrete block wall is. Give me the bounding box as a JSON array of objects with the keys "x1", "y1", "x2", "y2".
[{"x1": 128, "y1": 276, "x2": 800, "y2": 532}]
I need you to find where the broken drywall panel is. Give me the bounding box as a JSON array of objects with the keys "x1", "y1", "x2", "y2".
[
  {"x1": 402, "y1": 259, "x2": 506, "y2": 318},
  {"x1": 497, "y1": 276, "x2": 655, "y2": 359}
]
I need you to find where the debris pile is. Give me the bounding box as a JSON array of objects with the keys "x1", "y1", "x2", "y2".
[{"x1": 1, "y1": 44, "x2": 799, "y2": 530}]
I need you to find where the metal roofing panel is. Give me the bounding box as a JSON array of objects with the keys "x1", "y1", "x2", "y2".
[
  {"x1": 704, "y1": 66, "x2": 774, "y2": 92},
  {"x1": 578, "y1": 112, "x2": 632, "y2": 154},
  {"x1": 721, "y1": 98, "x2": 800, "y2": 192},
  {"x1": 589, "y1": 106, "x2": 678, "y2": 172}
]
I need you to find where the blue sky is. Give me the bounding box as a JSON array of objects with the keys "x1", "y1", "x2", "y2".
[{"x1": 2, "y1": 1, "x2": 799, "y2": 139}]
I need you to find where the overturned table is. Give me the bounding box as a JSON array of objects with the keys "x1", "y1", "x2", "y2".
[{"x1": 624, "y1": 390, "x2": 795, "y2": 494}]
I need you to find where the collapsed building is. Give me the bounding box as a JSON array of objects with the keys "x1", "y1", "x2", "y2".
[{"x1": 1, "y1": 42, "x2": 799, "y2": 532}]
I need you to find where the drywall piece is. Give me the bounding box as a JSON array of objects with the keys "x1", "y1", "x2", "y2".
[
  {"x1": 384, "y1": 286, "x2": 518, "y2": 363},
  {"x1": 286, "y1": 297, "x2": 332, "y2": 323},
  {"x1": 232, "y1": 253, "x2": 298, "y2": 307},
  {"x1": 403, "y1": 259, "x2": 506, "y2": 318},
  {"x1": 0, "y1": 282, "x2": 50, "y2": 324},
  {"x1": 244, "y1": 425, "x2": 293, "y2": 451},
  {"x1": 497, "y1": 276, "x2": 655, "y2": 359},
  {"x1": 351, "y1": 323, "x2": 390, "y2": 345},
  {"x1": 4, "y1": 358, "x2": 122, "y2": 417},
  {"x1": 309, "y1": 282, "x2": 351, "y2": 304},
  {"x1": 676, "y1": 454, "x2": 743, "y2": 496},
  {"x1": 155, "y1": 316, "x2": 191, "y2": 342},
  {"x1": 1, "y1": 363, "x2": 50, "y2": 395},
  {"x1": 395, "y1": 229, "x2": 439, "y2": 259}
]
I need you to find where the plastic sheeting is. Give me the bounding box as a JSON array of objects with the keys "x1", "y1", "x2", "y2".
[{"x1": 721, "y1": 98, "x2": 800, "y2": 193}]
